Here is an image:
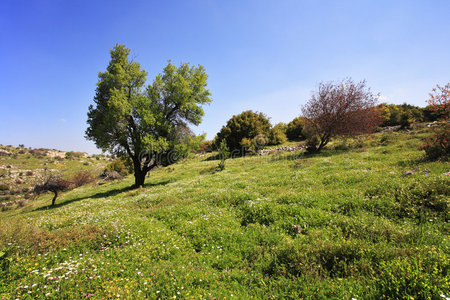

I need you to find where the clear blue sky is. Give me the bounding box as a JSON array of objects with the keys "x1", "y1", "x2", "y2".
[{"x1": 1, "y1": 0, "x2": 449, "y2": 153}]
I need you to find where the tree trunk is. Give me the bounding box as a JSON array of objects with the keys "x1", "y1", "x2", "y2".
[
  {"x1": 133, "y1": 170, "x2": 146, "y2": 188},
  {"x1": 51, "y1": 190, "x2": 58, "y2": 206},
  {"x1": 132, "y1": 156, "x2": 147, "y2": 188}
]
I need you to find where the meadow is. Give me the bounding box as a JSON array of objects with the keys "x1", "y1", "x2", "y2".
[{"x1": 0, "y1": 127, "x2": 448, "y2": 299}]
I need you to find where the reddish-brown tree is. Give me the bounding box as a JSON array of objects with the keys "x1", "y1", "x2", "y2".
[
  {"x1": 427, "y1": 83, "x2": 449, "y2": 120},
  {"x1": 421, "y1": 83, "x2": 449, "y2": 160},
  {"x1": 301, "y1": 78, "x2": 382, "y2": 153}
]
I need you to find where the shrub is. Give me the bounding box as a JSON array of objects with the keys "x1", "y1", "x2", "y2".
[
  {"x1": 420, "y1": 123, "x2": 449, "y2": 160},
  {"x1": 106, "y1": 157, "x2": 133, "y2": 176},
  {"x1": 199, "y1": 140, "x2": 214, "y2": 152},
  {"x1": 0, "y1": 184, "x2": 9, "y2": 191},
  {"x1": 72, "y1": 171, "x2": 94, "y2": 187},
  {"x1": 199, "y1": 141, "x2": 214, "y2": 152},
  {"x1": 393, "y1": 177, "x2": 449, "y2": 220},
  {"x1": 65, "y1": 151, "x2": 83, "y2": 159}
]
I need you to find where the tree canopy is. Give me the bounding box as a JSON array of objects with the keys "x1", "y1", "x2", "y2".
[
  {"x1": 86, "y1": 44, "x2": 211, "y2": 187},
  {"x1": 301, "y1": 78, "x2": 381, "y2": 153},
  {"x1": 215, "y1": 110, "x2": 271, "y2": 153}
]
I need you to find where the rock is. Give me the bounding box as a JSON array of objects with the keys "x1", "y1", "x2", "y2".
[
  {"x1": 258, "y1": 145, "x2": 304, "y2": 156},
  {"x1": 291, "y1": 225, "x2": 302, "y2": 234},
  {"x1": 99, "y1": 170, "x2": 123, "y2": 181},
  {"x1": 401, "y1": 171, "x2": 414, "y2": 178},
  {"x1": 0, "y1": 150, "x2": 10, "y2": 156}
]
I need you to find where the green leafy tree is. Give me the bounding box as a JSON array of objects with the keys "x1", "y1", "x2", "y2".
[
  {"x1": 268, "y1": 123, "x2": 287, "y2": 145},
  {"x1": 86, "y1": 44, "x2": 211, "y2": 187},
  {"x1": 285, "y1": 117, "x2": 307, "y2": 141},
  {"x1": 215, "y1": 110, "x2": 271, "y2": 152}
]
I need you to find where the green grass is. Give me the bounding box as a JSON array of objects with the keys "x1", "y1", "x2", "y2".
[{"x1": 1, "y1": 130, "x2": 449, "y2": 299}]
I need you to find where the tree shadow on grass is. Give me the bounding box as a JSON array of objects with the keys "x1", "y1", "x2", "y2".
[
  {"x1": 33, "y1": 180, "x2": 171, "y2": 211},
  {"x1": 203, "y1": 153, "x2": 221, "y2": 161}
]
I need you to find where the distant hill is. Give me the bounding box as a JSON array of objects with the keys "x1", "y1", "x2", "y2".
[{"x1": 0, "y1": 144, "x2": 110, "y2": 207}]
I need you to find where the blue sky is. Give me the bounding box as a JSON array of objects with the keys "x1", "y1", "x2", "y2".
[{"x1": 1, "y1": 0, "x2": 449, "y2": 153}]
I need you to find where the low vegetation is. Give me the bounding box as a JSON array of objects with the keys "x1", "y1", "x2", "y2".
[{"x1": 0, "y1": 127, "x2": 448, "y2": 299}]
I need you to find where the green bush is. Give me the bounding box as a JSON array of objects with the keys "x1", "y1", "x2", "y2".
[
  {"x1": 106, "y1": 157, "x2": 133, "y2": 176},
  {"x1": 394, "y1": 177, "x2": 449, "y2": 221},
  {"x1": 215, "y1": 110, "x2": 271, "y2": 152},
  {"x1": 420, "y1": 124, "x2": 449, "y2": 160},
  {"x1": 65, "y1": 151, "x2": 83, "y2": 159}
]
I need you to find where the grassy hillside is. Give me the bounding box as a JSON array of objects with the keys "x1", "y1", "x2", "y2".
[
  {"x1": 1, "y1": 128, "x2": 448, "y2": 299},
  {"x1": 0, "y1": 145, "x2": 109, "y2": 209}
]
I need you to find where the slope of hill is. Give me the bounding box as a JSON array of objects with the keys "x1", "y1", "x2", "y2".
[{"x1": 0, "y1": 128, "x2": 448, "y2": 299}]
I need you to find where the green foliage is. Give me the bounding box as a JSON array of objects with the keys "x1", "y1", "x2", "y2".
[
  {"x1": 393, "y1": 177, "x2": 449, "y2": 220},
  {"x1": 217, "y1": 139, "x2": 229, "y2": 170},
  {"x1": 180, "y1": 133, "x2": 206, "y2": 157},
  {"x1": 378, "y1": 103, "x2": 424, "y2": 127},
  {"x1": 268, "y1": 123, "x2": 287, "y2": 145},
  {"x1": 285, "y1": 117, "x2": 307, "y2": 141},
  {"x1": 215, "y1": 110, "x2": 271, "y2": 152},
  {"x1": 86, "y1": 44, "x2": 211, "y2": 187},
  {"x1": 107, "y1": 157, "x2": 133, "y2": 176},
  {"x1": 199, "y1": 140, "x2": 214, "y2": 152},
  {"x1": 375, "y1": 252, "x2": 449, "y2": 299},
  {"x1": 65, "y1": 151, "x2": 83, "y2": 159}
]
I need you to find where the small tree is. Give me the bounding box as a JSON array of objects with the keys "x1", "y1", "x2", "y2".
[
  {"x1": 427, "y1": 83, "x2": 449, "y2": 119},
  {"x1": 268, "y1": 123, "x2": 287, "y2": 145},
  {"x1": 34, "y1": 176, "x2": 72, "y2": 206},
  {"x1": 301, "y1": 78, "x2": 381, "y2": 153},
  {"x1": 421, "y1": 83, "x2": 450, "y2": 160},
  {"x1": 285, "y1": 117, "x2": 307, "y2": 141},
  {"x1": 217, "y1": 139, "x2": 230, "y2": 170}
]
